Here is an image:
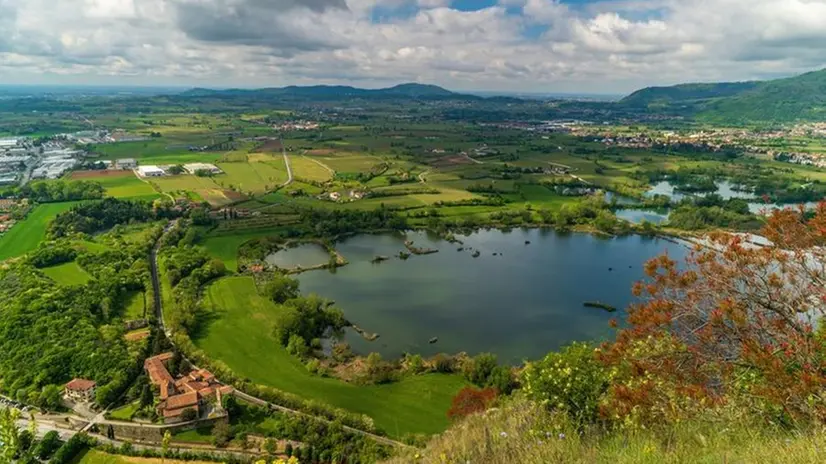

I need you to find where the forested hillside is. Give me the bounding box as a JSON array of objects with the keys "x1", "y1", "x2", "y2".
[{"x1": 620, "y1": 68, "x2": 826, "y2": 122}]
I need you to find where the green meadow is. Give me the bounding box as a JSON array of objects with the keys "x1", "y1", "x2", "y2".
[
  {"x1": 0, "y1": 202, "x2": 81, "y2": 261},
  {"x1": 194, "y1": 276, "x2": 466, "y2": 438},
  {"x1": 41, "y1": 261, "x2": 92, "y2": 286}
]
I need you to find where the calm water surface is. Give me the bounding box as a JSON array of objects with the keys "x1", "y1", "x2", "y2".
[
  {"x1": 266, "y1": 243, "x2": 330, "y2": 269},
  {"x1": 295, "y1": 229, "x2": 687, "y2": 363}
]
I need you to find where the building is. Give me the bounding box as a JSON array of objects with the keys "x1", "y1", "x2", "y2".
[
  {"x1": 65, "y1": 378, "x2": 97, "y2": 403},
  {"x1": 144, "y1": 353, "x2": 232, "y2": 423},
  {"x1": 183, "y1": 163, "x2": 222, "y2": 175},
  {"x1": 116, "y1": 158, "x2": 138, "y2": 170},
  {"x1": 137, "y1": 165, "x2": 166, "y2": 177}
]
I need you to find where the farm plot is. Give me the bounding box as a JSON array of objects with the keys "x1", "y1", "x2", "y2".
[
  {"x1": 78, "y1": 171, "x2": 159, "y2": 200},
  {"x1": 304, "y1": 152, "x2": 382, "y2": 174},
  {"x1": 291, "y1": 156, "x2": 334, "y2": 182}
]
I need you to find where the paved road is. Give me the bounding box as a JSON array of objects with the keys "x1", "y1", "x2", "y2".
[{"x1": 147, "y1": 226, "x2": 410, "y2": 450}]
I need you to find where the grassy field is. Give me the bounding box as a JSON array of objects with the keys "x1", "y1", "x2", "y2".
[
  {"x1": 172, "y1": 427, "x2": 214, "y2": 444},
  {"x1": 122, "y1": 291, "x2": 147, "y2": 320},
  {"x1": 108, "y1": 401, "x2": 140, "y2": 421},
  {"x1": 42, "y1": 261, "x2": 92, "y2": 286},
  {"x1": 97, "y1": 175, "x2": 160, "y2": 200},
  {"x1": 292, "y1": 155, "x2": 335, "y2": 182},
  {"x1": 200, "y1": 229, "x2": 285, "y2": 271},
  {"x1": 195, "y1": 276, "x2": 465, "y2": 437},
  {"x1": 73, "y1": 449, "x2": 215, "y2": 464},
  {"x1": 0, "y1": 202, "x2": 81, "y2": 261}
]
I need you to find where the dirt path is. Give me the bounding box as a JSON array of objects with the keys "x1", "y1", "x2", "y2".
[
  {"x1": 303, "y1": 154, "x2": 336, "y2": 176},
  {"x1": 281, "y1": 138, "x2": 293, "y2": 187}
]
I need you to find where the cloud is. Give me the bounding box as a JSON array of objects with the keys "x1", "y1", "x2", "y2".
[{"x1": 1, "y1": 0, "x2": 826, "y2": 93}]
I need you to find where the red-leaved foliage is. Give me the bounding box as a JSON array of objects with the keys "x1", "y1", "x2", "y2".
[
  {"x1": 447, "y1": 387, "x2": 498, "y2": 421},
  {"x1": 600, "y1": 202, "x2": 826, "y2": 426}
]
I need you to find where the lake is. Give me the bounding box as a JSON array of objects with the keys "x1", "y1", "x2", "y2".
[
  {"x1": 295, "y1": 229, "x2": 688, "y2": 364},
  {"x1": 265, "y1": 243, "x2": 331, "y2": 269}
]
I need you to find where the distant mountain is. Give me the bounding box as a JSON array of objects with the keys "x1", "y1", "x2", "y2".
[
  {"x1": 620, "y1": 69, "x2": 826, "y2": 122},
  {"x1": 179, "y1": 83, "x2": 464, "y2": 101}
]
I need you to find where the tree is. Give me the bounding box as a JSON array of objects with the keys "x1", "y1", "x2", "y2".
[
  {"x1": 264, "y1": 274, "x2": 300, "y2": 304},
  {"x1": 601, "y1": 203, "x2": 826, "y2": 427},
  {"x1": 180, "y1": 407, "x2": 197, "y2": 422},
  {"x1": 161, "y1": 430, "x2": 171, "y2": 464},
  {"x1": 212, "y1": 420, "x2": 233, "y2": 447},
  {"x1": 0, "y1": 408, "x2": 22, "y2": 463},
  {"x1": 140, "y1": 384, "x2": 154, "y2": 408},
  {"x1": 447, "y1": 387, "x2": 498, "y2": 420},
  {"x1": 462, "y1": 353, "x2": 499, "y2": 387},
  {"x1": 35, "y1": 430, "x2": 62, "y2": 459}
]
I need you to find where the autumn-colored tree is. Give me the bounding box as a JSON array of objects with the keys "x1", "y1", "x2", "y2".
[
  {"x1": 447, "y1": 387, "x2": 498, "y2": 420},
  {"x1": 600, "y1": 204, "x2": 826, "y2": 427}
]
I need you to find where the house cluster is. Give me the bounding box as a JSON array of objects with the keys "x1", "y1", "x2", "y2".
[
  {"x1": 318, "y1": 190, "x2": 365, "y2": 202},
  {"x1": 144, "y1": 352, "x2": 233, "y2": 423},
  {"x1": 773, "y1": 151, "x2": 826, "y2": 168},
  {"x1": 0, "y1": 199, "x2": 26, "y2": 234},
  {"x1": 109, "y1": 160, "x2": 223, "y2": 178},
  {"x1": 273, "y1": 121, "x2": 320, "y2": 131},
  {"x1": 1, "y1": 137, "x2": 83, "y2": 183}
]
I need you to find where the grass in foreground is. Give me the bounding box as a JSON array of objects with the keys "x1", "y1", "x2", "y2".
[
  {"x1": 0, "y1": 202, "x2": 80, "y2": 260},
  {"x1": 194, "y1": 276, "x2": 465, "y2": 438},
  {"x1": 41, "y1": 261, "x2": 92, "y2": 286},
  {"x1": 172, "y1": 427, "x2": 214, "y2": 444},
  {"x1": 387, "y1": 398, "x2": 826, "y2": 464},
  {"x1": 73, "y1": 448, "x2": 215, "y2": 464}
]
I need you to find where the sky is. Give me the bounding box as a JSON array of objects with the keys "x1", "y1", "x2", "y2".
[{"x1": 2, "y1": 0, "x2": 826, "y2": 94}]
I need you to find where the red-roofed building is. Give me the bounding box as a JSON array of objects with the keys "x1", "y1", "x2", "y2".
[
  {"x1": 65, "y1": 378, "x2": 97, "y2": 403},
  {"x1": 143, "y1": 352, "x2": 232, "y2": 423}
]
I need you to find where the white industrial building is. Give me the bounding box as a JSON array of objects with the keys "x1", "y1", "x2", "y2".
[
  {"x1": 0, "y1": 138, "x2": 19, "y2": 148},
  {"x1": 137, "y1": 165, "x2": 166, "y2": 177},
  {"x1": 183, "y1": 163, "x2": 222, "y2": 175}
]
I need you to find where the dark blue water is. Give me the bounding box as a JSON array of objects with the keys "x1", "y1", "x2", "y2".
[{"x1": 295, "y1": 229, "x2": 687, "y2": 363}]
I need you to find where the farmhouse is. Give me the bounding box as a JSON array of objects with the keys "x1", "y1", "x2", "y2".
[
  {"x1": 183, "y1": 163, "x2": 222, "y2": 175},
  {"x1": 116, "y1": 158, "x2": 138, "y2": 170},
  {"x1": 64, "y1": 378, "x2": 97, "y2": 403},
  {"x1": 144, "y1": 352, "x2": 232, "y2": 423},
  {"x1": 137, "y1": 165, "x2": 166, "y2": 177}
]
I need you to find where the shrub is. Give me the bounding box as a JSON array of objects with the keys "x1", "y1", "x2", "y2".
[
  {"x1": 521, "y1": 342, "x2": 609, "y2": 424},
  {"x1": 447, "y1": 387, "x2": 498, "y2": 420}
]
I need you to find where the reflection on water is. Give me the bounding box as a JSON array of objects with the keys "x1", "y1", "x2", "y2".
[
  {"x1": 295, "y1": 229, "x2": 687, "y2": 364},
  {"x1": 265, "y1": 243, "x2": 331, "y2": 269}
]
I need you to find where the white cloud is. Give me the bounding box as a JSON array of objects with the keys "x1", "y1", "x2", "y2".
[{"x1": 1, "y1": 0, "x2": 826, "y2": 93}]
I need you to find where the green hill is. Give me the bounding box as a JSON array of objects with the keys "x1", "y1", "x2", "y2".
[{"x1": 620, "y1": 68, "x2": 826, "y2": 122}]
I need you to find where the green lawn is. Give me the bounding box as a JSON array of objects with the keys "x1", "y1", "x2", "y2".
[
  {"x1": 195, "y1": 276, "x2": 465, "y2": 438},
  {"x1": 108, "y1": 401, "x2": 140, "y2": 421},
  {"x1": 122, "y1": 291, "x2": 147, "y2": 320},
  {"x1": 0, "y1": 202, "x2": 80, "y2": 261},
  {"x1": 94, "y1": 174, "x2": 159, "y2": 199},
  {"x1": 172, "y1": 427, "x2": 214, "y2": 444},
  {"x1": 201, "y1": 229, "x2": 286, "y2": 271},
  {"x1": 41, "y1": 261, "x2": 93, "y2": 286}
]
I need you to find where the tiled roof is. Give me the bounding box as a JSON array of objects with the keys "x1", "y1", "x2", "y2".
[
  {"x1": 66, "y1": 378, "x2": 96, "y2": 391},
  {"x1": 166, "y1": 391, "x2": 199, "y2": 410}
]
